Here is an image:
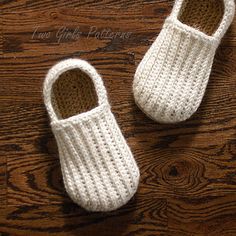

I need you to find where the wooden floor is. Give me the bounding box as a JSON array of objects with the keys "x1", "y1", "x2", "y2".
[{"x1": 0, "y1": 0, "x2": 236, "y2": 235}]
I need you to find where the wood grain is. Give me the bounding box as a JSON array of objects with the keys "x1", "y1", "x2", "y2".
[
  {"x1": 0, "y1": 198, "x2": 167, "y2": 236},
  {"x1": 168, "y1": 195, "x2": 236, "y2": 236},
  {"x1": 0, "y1": 9, "x2": 6, "y2": 207},
  {"x1": 0, "y1": 0, "x2": 236, "y2": 235}
]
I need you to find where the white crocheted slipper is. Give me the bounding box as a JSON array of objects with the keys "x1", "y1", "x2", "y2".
[
  {"x1": 43, "y1": 59, "x2": 140, "y2": 212},
  {"x1": 133, "y1": 0, "x2": 235, "y2": 123}
]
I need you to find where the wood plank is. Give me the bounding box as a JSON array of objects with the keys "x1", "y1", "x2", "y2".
[
  {"x1": 167, "y1": 195, "x2": 236, "y2": 236},
  {"x1": 0, "y1": 4, "x2": 6, "y2": 208},
  {"x1": 0, "y1": 198, "x2": 167, "y2": 236},
  {"x1": 0, "y1": 156, "x2": 6, "y2": 207},
  {"x1": 1, "y1": 0, "x2": 146, "y2": 12}
]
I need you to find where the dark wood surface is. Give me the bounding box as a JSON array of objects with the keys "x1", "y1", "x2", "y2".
[{"x1": 0, "y1": 0, "x2": 236, "y2": 235}]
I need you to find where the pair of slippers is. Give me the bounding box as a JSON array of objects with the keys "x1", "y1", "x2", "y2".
[{"x1": 43, "y1": 0, "x2": 235, "y2": 212}]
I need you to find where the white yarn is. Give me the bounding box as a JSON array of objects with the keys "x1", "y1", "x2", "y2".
[
  {"x1": 133, "y1": 0, "x2": 235, "y2": 123},
  {"x1": 43, "y1": 59, "x2": 140, "y2": 212}
]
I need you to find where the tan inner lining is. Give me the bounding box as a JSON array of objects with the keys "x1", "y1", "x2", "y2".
[
  {"x1": 51, "y1": 69, "x2": 98, "y2": 119},
  {"x1": 178, "y1": 0, "x2": 224, "y2": 35}
]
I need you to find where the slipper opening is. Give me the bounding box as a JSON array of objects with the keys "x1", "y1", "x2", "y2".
[
  {"x1": 51, "y1": 68, "x2": 98, "y2": 119},
  {"x1": 178, "y1": 0, "x2": 224, "y2": 35}
]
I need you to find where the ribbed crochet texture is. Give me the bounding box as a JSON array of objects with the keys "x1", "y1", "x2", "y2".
[
  {"x1": 133, "y1": 0, "x2": 235, "y2": 123},
  {"x1": 43, "y1": 59, "x2": 140, "y2": 212}
]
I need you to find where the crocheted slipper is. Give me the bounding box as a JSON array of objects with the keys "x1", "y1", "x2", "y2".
[
  {"x1": 133, "y1": 0, "x2": 235, "y2": 123},
  {"x1": 43, "y1": 59, "x2": 140, "y2": 212}
]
